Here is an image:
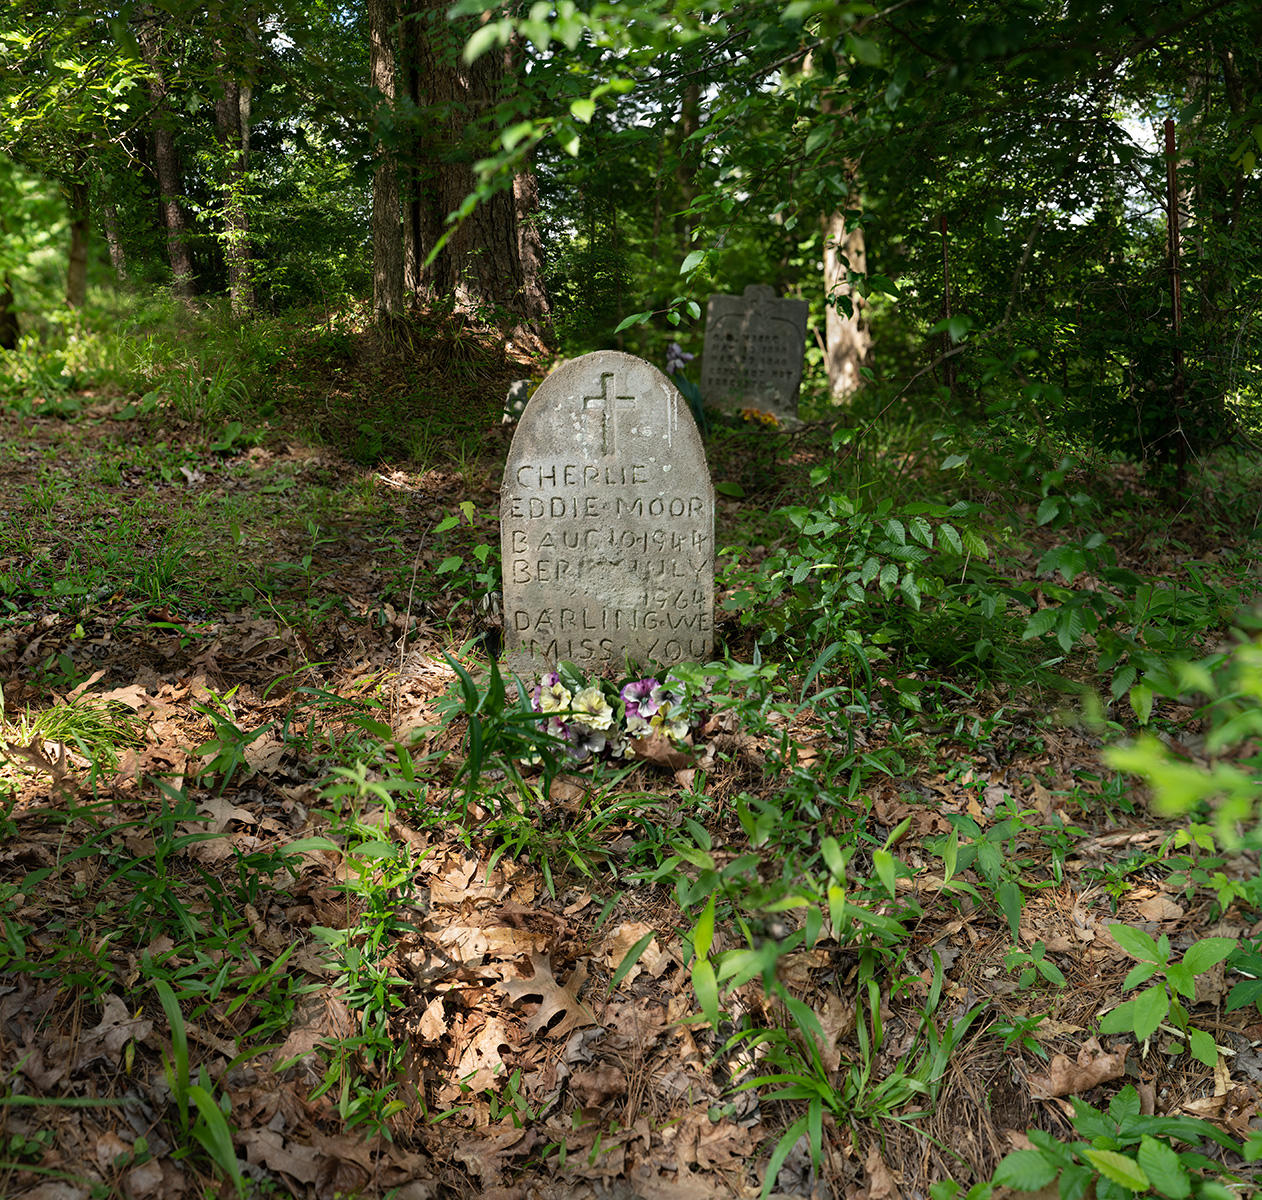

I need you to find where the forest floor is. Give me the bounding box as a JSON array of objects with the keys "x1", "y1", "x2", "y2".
[{"x1": 0, "y1": 310, "x2": 1261, "y2": 1199}]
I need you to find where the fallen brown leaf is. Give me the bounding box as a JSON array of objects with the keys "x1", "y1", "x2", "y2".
[
  {"x1": 1027, "y1": 1037, "x2": 1128, "y2": 1099},
  {"x1": 500, "y1": 952, "x2": 597, "y2": 1040}
]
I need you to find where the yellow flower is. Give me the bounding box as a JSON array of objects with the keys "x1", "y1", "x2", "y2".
[
  {"x1": 539, "y1": 680, "x2": 572, "y2": 714},
  {"x1": 571, "y1": 686, "x2": 614, "y2": 731}
]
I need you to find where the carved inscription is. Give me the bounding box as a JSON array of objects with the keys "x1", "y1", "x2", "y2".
[
  {"x1": 701, "y1": 285, "x2": 809, "y2": 419},
  {"x1": 501, "y1": 351, "x2": 715, "y2": 675}
]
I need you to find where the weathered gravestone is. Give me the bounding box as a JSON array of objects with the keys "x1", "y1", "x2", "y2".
[
  {"x1": 700, "y1": 284, "x2": 809, "y2": 422},
  {"x1": 501, "y1": 351, "x2": 714, "y2": 677}
]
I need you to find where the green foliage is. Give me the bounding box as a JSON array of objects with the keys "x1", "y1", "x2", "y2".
[
  {"x1": 1107, "y1": 637, "x2": 1262, "y2": 846},
  {"x1": 1004, "y1": 940, "x2": 1067, "y2": 992},
  {"x1": 724, "y1": 444, "x2": 1025, "y2": 698},
  {"x1": 989, "y1": 1085, "x2": 1253, "y2": 1199},
  {"x1": 148, "y1": 975, "x2": 247, "y2": 1196},
  {"x1": 1098, "y1": 926, "x2": 1235, "y2": 1068}
]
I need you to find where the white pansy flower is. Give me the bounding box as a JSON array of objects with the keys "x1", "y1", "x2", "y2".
[
  {"x1": 538, "y1": 679, "x2": 572, "y2": 715},
  {"x1": 571, "y1": 686, "x2": 614, "y2": 730}
]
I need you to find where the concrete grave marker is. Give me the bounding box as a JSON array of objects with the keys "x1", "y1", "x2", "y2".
[
  {"x1": 501, "y1": 351, "x2": 714, "y2": 676},
  {"x1": 700, "y1": 284, "x2": 809, "y2": 421}
]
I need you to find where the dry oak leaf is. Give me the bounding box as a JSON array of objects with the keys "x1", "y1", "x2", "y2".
[
  {"x1": 864, "y1": 1142, "x2": 902, "y2": 1200},
  {"x1": 451, "y1": 1125, "x2": 536, "y2": 1187},
  {"x1": 77, "y1": 995, "x2": 154, "y2": 1070},
  {"x1": 631, "y1": 731, "x2": 694, "y2": 772},
  {"x1": 1027, "y1": 1037, "x2": 1128, "y2": 1099},
  {"x1": 440, "y1": 1014, "x2": 512, "y2": 1099},
  {"x1": 499, "y1": 952, "x2": 598, "y2": 1040},
  {"x1": 1135, "y1": 895, "x2": 1184, "y2": 922},
  {"x1": 570, "y1": 1064, "x2": 627, "y2": 1107},
  {"x1": 242, "y1": 1127, "x2": 320, "y2": 1186},
  {"x1": 597, "y1": 921, "x2": 671, "y2": 983},
  {"x1": 121, "y1": 1158, "x2": 165, "y2": 1200},
  {"x1": 418, "y1": 994, "x2": 448, "y2": 1041}
]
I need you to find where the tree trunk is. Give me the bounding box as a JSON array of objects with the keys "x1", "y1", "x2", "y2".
[
  {"x1": 399, "y1": 5, "x2": 425, "y2": 300},
  {"x1": 823, "y1": 206, "x2": 870, "y2": 398},
  {"x1": 136, "y1": 10, "x2": 196, "y2": 301},
  {"x1": 214, "y1": 22, "x2": 255, "y2": 316},
  {"x1": 408, "y1": 3, "x2": 551, "y2": 341},
  {"x1": 65, "y1": 177, "x2": 90, "y2": 309},
  {"x1": 101, "y1": 201, "x2": 128, "y2": 282},
  {"x1": 0, "y1": 275, "x2": 18, "y2": 350},
  {"x1": 513, "y1": 151, "x2": 550, "y2": 326},
  {"x1": 673, "y1": 83, "x2": 700, "y2": 253},
  {"x1": 368, "y1": 0, "x2": 403, "y2": 321}
]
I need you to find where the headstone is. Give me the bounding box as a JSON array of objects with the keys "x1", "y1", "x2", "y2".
[
  {"x1": 500, "y1": 351, "x2": 714, "y2": 677},
  {"x1": 502, "y1": 379, "x2": 533, "y2": 425},
  {"x1": 700, "y1": 284, "x2": 809, "y2": 422}
]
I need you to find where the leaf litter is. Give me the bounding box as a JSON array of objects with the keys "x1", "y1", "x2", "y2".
[{"x1": 0, "y1": 396, "x2": 1259, "y2": 1198}]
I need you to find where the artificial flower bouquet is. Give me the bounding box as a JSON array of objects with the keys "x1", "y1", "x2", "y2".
[{"x1": 531, "y1": 663, "x2": 712, "y2": 765}]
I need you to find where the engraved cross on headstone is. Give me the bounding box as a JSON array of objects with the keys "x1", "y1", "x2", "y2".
[{"x1": 582, "y1": 372, "x2": 636, "y2": 456}]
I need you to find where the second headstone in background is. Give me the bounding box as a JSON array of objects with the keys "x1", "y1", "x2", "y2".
[
  {"x1": 501, "y1": 351, "x2": 714, "y2": 678},
  {"x1": 700, "y1": 284, "x2": 809, "y2": 423}
]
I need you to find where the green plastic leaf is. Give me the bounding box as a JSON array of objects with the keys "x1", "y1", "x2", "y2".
[
  {"x1": 1082, "y1": 1149, "x2": 1148, "y2": 1192},
  {"x1": 992, "y1": 1149, "x2": 1057, "y2": 1190},
  {"x1": 1136, "y1": 1135, "x2": 1190, "y2": 1198}
]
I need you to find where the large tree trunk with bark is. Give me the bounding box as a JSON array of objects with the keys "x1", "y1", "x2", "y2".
[
  {"x1": 65, "y1": 176, "x2": 90, "y2": 309},
  {"x1": 407, "y1": 3, "x2": 550, "y2": 342},
  {"x1": 368, "y1": 0, "x2": 403, "y2": 321},
  {"x1": 399, "y1": 6, "x2": 425, "y2": 300},
  {"x1": 214, "y1": 18, "x2": 255, "y2": 316},
  {"x1": 823, "y1": 206, "x2": 870, "y2": 398},
  {"x1": 136, "y1": 10, "x2": 196, "y2": 301},
  {"x1": 512, "y1": 153, "x2": 550, "y2": 327}
]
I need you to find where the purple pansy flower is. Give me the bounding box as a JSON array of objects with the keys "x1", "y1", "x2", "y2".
[
  {"x1": 621, "y1": 677, "x2": 661, "y2": 736},
  {"x1": 665, "y1": 342, "x2": 695, "y2": 376}
]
